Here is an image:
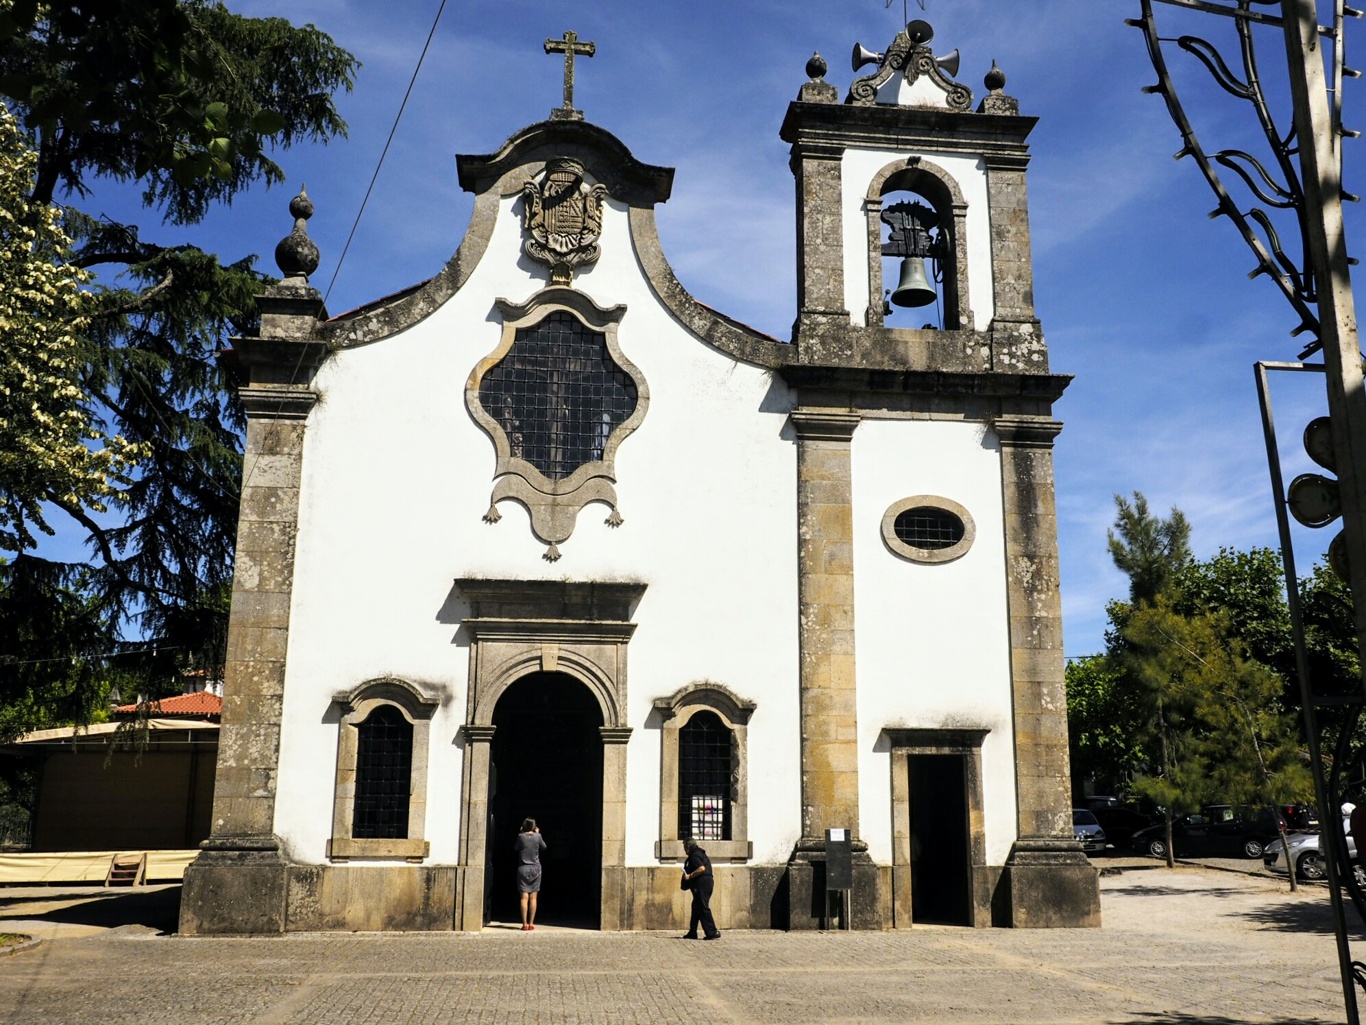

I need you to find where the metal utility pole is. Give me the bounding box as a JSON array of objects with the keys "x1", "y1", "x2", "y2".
[
  {"x1": 1281, "y1": 0, "x2": 1366, "y2": 692},
  {"x1": 1132, "y1": 1, "x2": 1366, "y2": 1018}
]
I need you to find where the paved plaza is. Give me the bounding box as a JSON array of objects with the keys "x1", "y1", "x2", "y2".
[{"x1": 0, "y1": 861, "x2": 1361, "y2": 1024}]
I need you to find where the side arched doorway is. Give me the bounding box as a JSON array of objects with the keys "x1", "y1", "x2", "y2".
[{"x1": 487, "y1": 672, "x2": 603, "y2": 928}]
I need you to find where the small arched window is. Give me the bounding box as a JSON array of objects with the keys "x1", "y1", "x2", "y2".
[
  {"x1": 678, "y1": 711, "x2": 734, "y2": 842},
  {"x1": 328, "y1": 677, "x2": 436, "y2": 862},
  {"x1": 353, "y1": 705, "x2": 413, "y2": 840}
]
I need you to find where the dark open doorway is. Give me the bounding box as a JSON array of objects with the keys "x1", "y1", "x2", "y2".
[
  {"x1": 488, "y1": 672, "x2": 603, "y2": 928},
  {"x1": 908, "y1": 753, "x2": 972, "y2": 925}
]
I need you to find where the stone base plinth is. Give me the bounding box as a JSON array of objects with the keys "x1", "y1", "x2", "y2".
[
  {"x1": 998, "y1": 838, "x2": 1101, "y2": 928},
  {"x1": 179, "y1": 839, "x2": 288, "y2": 935},
  {"x1": 783, "y1": 843, "x2": 889, "y2": 931},
  {"x1": 181, "y1": 852, "x2": 461, "y2": 934}
]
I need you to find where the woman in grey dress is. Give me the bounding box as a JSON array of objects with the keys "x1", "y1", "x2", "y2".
[{"x1": 515, "y1": 818, "x2": 546, "y2": 930}]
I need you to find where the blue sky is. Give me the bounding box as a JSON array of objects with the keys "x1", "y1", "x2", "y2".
[{"x1": 67, "y1": 0, "x2": 1365, "y2": 657}]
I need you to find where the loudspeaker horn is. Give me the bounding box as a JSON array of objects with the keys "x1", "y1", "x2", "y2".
[
  {"x1": 936, "y1": 49, "x2": 961, "y2": 78},
  {"x1": 851, "y1": 42, "x2": 884, "y2": 72}
]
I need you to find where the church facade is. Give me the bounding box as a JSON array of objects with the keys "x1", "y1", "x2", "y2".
[{"x1": 180, "y1": 20, "x2": 1100, "y2": 934}]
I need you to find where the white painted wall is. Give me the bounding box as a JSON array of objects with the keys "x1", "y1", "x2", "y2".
[
  {"x1": 841, "y1": 147, "x2": 995, "y2": 333},
  {"x1": 273, "y1": 183, "x2": 804, "y2": 867},
  {"x1": 849, "y1": 419, "x2": 1018, "y2": 866}
]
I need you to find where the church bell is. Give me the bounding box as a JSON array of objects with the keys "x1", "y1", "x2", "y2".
[{"x1": 889, "y1": 256, "x2": 936, "y2": 308}]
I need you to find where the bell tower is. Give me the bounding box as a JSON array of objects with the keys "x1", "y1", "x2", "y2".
[{"x1": 778, "y1": 21, "x2": 1100, "y2": 929}]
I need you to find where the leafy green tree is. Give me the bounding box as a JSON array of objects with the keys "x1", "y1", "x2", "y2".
[
  {"x1": 1170, "y1": 547, "x2": 1294, "y2": 684},
  {"x1": 1065, "y1": 655, "x2": 1147, "y2": 796},
  {"x1": 0, "y1": 1, "x2": 356, "y2": 735},
  {"x1": 1082, "y1": 495, "x2": 1311, "y2": 868}
]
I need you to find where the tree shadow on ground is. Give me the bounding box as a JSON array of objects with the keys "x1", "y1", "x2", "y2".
[
  {"x1": 0, "y1": 885, "x2": 180, "y2": 935},
  {"x1": 1108, "y1": 1016, "x2": 1329, "y2": 1025},
  {"x1": 1234, "y1": 894, "x2": 1366, "y2": 936},
  {"x1": 1101, "y1": 885, "x2": 1242, "y2": 898}
]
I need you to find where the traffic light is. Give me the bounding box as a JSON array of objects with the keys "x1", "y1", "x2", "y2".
[{"x1": 1286, "y1": 415, "x2": 1349, "y2": 580}]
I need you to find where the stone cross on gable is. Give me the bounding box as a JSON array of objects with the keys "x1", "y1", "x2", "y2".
[{"x1": 544, "y1": 30, "x2": 595, "y2": 121}]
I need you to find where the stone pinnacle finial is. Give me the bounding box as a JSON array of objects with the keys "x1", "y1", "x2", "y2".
[
  {"x1": 275, "y1": 185, "x2": 320, "y2": 283},
  {"x1": 799, "y1": 51, "x2": 839, "y2": 104},
  {"x1": 985, "y1": 60, "x2": 1007, "y2": 93}
]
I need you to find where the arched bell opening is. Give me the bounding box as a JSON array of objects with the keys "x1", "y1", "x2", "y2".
[
  {"x1": 864, "y1": 161, "x2": 970, "y2": 331},
  {"x1": 880, "y1": 188, "x2": 949, "y2": 328}
]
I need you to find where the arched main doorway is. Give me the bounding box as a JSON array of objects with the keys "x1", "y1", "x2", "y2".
[{"x1": 487, "y1": 672, "x2": 603, "y2": 928}]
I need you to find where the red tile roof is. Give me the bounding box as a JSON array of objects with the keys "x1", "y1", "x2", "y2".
[{"x1": 113, "y1": 691, "x2": 222, "y2": 720}]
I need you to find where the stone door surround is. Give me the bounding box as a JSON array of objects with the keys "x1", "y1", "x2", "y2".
[
  {"x1": 452, "y1": 578, "x2": 645, "y2": 931},
  {"x1": 883, "y1": 727, "x2": 990, "y2": 928}
]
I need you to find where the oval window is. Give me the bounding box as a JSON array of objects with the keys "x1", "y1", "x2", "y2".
[
  {"x1": 882, "y1": 496, "x2": 975, "y2": 564},
  {"x1": 893, "y1": 507, "x2": 965, "y2": 550}
]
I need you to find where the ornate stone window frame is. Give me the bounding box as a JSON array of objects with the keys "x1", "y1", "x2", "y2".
[
  {"x1": 863, "y1": 158, "x2": 971, "y2": 330},
  {"x1": 327, "y1": 677, "x2": 439, "y2": 862},
  {"x1": 881, "y1": 495, "x2": 976, "y2": 564},
  {"x1": 465, "y1": 286, "x2": 649, "y2": 560},
  {"x1": 883, "y1": 727, "x2": 991, "y2": 928},
  {"x1": 653, "y1": 681, "x2": 756, "y2": 862}
]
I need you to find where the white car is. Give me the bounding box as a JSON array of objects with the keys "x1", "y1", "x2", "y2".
[
  {"x1": 1263, "y1": 831, "x2": 1366, "y2": 884},
  {"x1": 1073, "y1": 808, "x2": 1107, "y2": 855}
]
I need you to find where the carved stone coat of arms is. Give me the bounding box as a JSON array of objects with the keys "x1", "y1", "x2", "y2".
[{"x1": 522, "y1": 157, "x2": 608, "y2": 285}]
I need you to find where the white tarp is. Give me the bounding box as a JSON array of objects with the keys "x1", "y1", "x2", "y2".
[{"x1": 0, "y1": 850, "x2": 197, "y2": 884}]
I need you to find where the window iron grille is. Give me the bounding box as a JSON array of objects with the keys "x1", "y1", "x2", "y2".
[
  {"x1": 478, "y1": 311, "x2": 638, "y2": 481},
  {"x1": 894, "y1": 507, "x2": 965, "y2": 550},
  {"x1": 353, "y1": 705, "x2": 412, "y2": 840},
  {"x1": 678, "y1": 711, "x2": 732, "y2": 841}
]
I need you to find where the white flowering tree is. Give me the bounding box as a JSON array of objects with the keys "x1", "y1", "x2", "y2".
[{"x1": 0, "y1": 101, "x2": 137, "y2": 552}]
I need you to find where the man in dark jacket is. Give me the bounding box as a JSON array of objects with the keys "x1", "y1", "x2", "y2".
[{"x1": 682, "y1": 838, "x2": 720, "y2": 939}]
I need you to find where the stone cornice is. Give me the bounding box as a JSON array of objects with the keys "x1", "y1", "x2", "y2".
[
  {"x1": 238, "y1": 386, "x2": 318, "y2": 421},
  {"x1": 780, "y1": 101, "x2": 1037, "y2": 163},
  {"x1": 992, "y1": 415, "x2": 1065, "y2": 448},
  {"x1": 781, "y1": 366, "x2": 1071, "y2": 404},
  {"x1": 459, "y1": 724, "x2": 496, "y2": 743},
  {"x1": 789, "y1": 409, "x2": 861, "y2": 441},
  {"x1": 455, "y1": 578, "x2": 647, "y2": 624},
  {"x1": 883, "y1": 727, "x2": 991, "y2": 750}
]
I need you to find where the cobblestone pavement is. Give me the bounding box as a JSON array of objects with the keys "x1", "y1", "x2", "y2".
[{"x1": 1, "y1": 864, "x2": 1363, "y2": 1025}]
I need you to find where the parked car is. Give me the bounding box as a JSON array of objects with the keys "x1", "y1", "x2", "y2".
[
  {"x1": 1090, "y1": 805, "x2": 1158, "y2": 849},
  {"x1": 1131, "y1": 805, "x2": 1286, "y2": 860},
  {"x1": 1073, "y1": 809, "x2": 1107, "y2": 855},
  {"x1": 1263, "y1": 831, "x2": 1366, "y2": 884}
]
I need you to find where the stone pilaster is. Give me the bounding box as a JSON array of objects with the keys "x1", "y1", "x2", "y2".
[
  {"x1": 789, "y1": 409, "x2": 865, "y2": 918},
  {"x1": 994, "y1": 415, "x2": 1099, "y2": 928},
  {"x1": 454, "y1": 724, "x2": 495, "y2": 932},
  {"x1": 599, "y1": 726, "x2": 633, "y2": 931},
  {"x1": 983, "y1": 154, "x2": 1038, "y2": 324},
  {"x1": 179, "y1": 278, "x2": 328, "y2": 935},
  {"x1": 790, "y1": 140, "x2": 850, "y2": 349}
]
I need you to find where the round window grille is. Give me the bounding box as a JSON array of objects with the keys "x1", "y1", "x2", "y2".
[
  {"x1": 881, "y1": 496, "x2": 975, "y2": 564},
  {"x1": 893, "y1": 507, "x2": 965, "y2": 550}
]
